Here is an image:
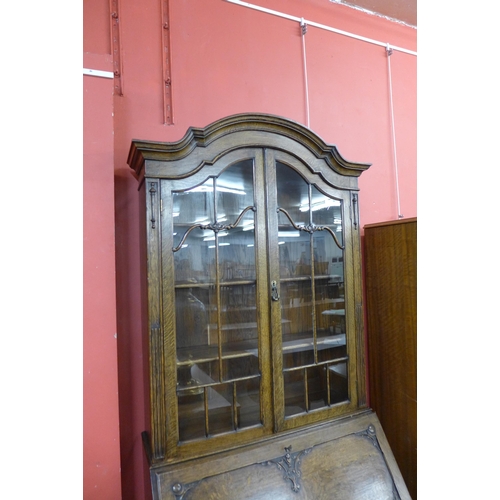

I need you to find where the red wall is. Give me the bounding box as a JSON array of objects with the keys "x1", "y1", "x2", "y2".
[
  {"x1": 84, "y1": 0, "x2": 416, "y2": 498},
  {"x1": 83, "y1": 70, "x2": 123, "y2": 499},
  {"x1": 83, "y1": 1, "x2": 122, "y2": 498}
]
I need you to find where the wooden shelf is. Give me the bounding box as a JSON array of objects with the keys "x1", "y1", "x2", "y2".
[
  {"x1": 177, "y1": 333, "x2": 346, "y2": 367},
  {"x1": 280, "y1": 275, "x2": 344, "y2": 283},
  {"x1": 282, "y1": 333, "x2": 346, "y2": 353},
  {"x1": 177, "y1": 340, "x2": 259, "y2": 366},
  {"x1": 175, "y1": 279, "x2": 256, "y2": 288}
]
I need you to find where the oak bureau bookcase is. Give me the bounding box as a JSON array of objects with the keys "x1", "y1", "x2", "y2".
[{"x1": 127, "y1": 113, "x2": 411, "y2": 499}]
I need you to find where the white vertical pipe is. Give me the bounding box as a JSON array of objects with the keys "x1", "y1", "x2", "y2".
[{"x1": 386, "y1": 45, "x2": 403, "y2": 219}]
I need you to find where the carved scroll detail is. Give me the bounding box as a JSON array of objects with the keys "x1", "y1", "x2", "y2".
[
  {"x1": 277, "y1": 207, "x2": 344, "y2": 250},
  {"x1": 173, "y1": 205, "x2": 256, "y2": 252},
  {"x1": 262, "y1": 445, "x2": 312, "y2": 493}
]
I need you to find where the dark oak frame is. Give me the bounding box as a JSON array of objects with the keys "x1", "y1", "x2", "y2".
[{"x1": 128, "y1": 113, "x2": 372, "y2": 469}]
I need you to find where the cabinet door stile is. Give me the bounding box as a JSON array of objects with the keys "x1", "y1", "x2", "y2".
[
  {"x1": 213, "y1": 177, "x2": 225, "y2": 384},
  {"x1": 263, "y1": 148, "x2": 285, "y2": 432},
  {"x1": 350, "y1": 193, "x2": 367, "y2": 408},
  {"x1": 160, "y1": 180, "x2": 180, "y2": 457},
  {"x1": 339, "y1": 191, "x2": 359, "y2": 410},
  {"x1": 146, "y1": 178, "x2": 168, "y2": 460},
  {"x1": 253, "y1": 148, "x2": 273, "y2": 430}
]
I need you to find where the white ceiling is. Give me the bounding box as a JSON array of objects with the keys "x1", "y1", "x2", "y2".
[{"x1": 333, "y1": 0, "x2": 416, "y2": 27}]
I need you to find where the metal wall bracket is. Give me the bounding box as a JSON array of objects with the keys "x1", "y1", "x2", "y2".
[
  {"x1": 110, "y1": 0, "x2": 123, "y2": 96},
  {"x1": 300, "y1": 17, "x2": 308, "y2": 35},
  {"x1": 161, "y1": 0, "x2": 174, "y2": 124}
]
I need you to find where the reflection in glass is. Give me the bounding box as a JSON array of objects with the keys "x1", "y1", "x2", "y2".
[
  {"x1": 175, "y1": 288, "x2": 209, "y2": 349},
  {"x1": 276, "y1": 161, "x2": 348, "y2": 417},
  {"x1": 173, "y1": 159, "x2": 262, "y2": 442},
  {"x1": 219, "y1": 283, "x2": 258, "y2": 358},
  {"x1": 284, "y1": 370, "x2": 306, "y2": 416},
  {"x1": 236, "y1": 378, "x2": 261, "y2": 428},
  {"x1": 283, "y1": 361, "x2": 348, "y2": 417},
  {"x1": 328, "y1": 362, "x2": 348, "y2": 405}
]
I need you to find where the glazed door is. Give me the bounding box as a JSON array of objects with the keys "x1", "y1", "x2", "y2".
[
  {"x1": 265, "y1": 151, "x2": 359, "y2": 432},
  {"x1": 161, "y1": 149, "x2": 273, "y2": 459},
  {"x1": 159, "y1": 147, "x2": 359, "y2": 458}
]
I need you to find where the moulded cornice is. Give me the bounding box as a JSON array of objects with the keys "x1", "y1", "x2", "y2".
[{"x1": 128, "y1": 113, "x2": 371, "y2": 178}]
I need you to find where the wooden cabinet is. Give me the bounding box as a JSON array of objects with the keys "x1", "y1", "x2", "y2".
[
  {"x1": 128, "y1": 113, "x2": 411, "y2": 499},
  {"x1": 364, "y1": 218, "x2": 417, "y2": 499}
]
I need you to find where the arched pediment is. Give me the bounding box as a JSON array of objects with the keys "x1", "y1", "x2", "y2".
[{"x1": 128, "y1": 113, "x2": 371, "y2": 181}]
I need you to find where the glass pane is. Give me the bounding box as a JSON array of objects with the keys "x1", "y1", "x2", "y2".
[
  {"x1": 174, "y1": 232, "x2": 217, "y2": 285},
  {"x1": 307, "y1": 365, "x2": 329, "y2": 411},
  {"x1": 283, "y1": 362, "x2": 348, "y2": 418},
  {"x1": 217, "y1": 229, "x2": 256, "y2": 282},
  {"x1": 177, "y1": 360, "x2": 219, "y2": 392},
  {"x1": 178, "y1": 375, "x2": 261, "y2": 442},
  {"x1": 215, "y1": 161, "x2": 256, "y2": 283},
  {"x1": 206, "y1": 382, "x2": 237, "y2": 436},
  {"x1": 235, "y1": 377, "x2": 261, "y2": 428},
  {"x1": 276, "y1": 163, "x2": 314, "y2": 355},
  {"x1": 316, "y1": 341, "x2": 347, "y2": 363},
  {"x1": 284, "y1": 369, "x2": 306, "y2": 417},
  {"x1": 178, "y1": 392, "x2": 206, "y2": 442},
  {"x1": 283, "y1": 338, "x2": 315, "y2": 368},
  {"x1": 311, "y1": 184, "x2": 345, "y2": 347},
  {"x1": 315, "y1": 276, "x2": 346, "y2": 350},
  {"x1": 218, "y1": 283, "x2": 258, "y2": 356},
  {"x1": 276, "y1": 162, "x2": 309, "y2": 228},
  {"x1": 222, "y1": 354, "x2": 259, "y2": 380},
  {"x1": 173, "y1": 178, "x2": 216, "y2": 285},
  {"x1": 216, "y1": 161, "x2": 255, "y2": 220},
  {"x1": 215, "y1": 161, "x2": 259, "y2": 376},
  {"x1": 328, "y1": 362, "x2": 348, "y2": 404},
  {"x1": 178, "y1": 382, "x2": 236, "y2": 442},
  {"x1": 173, "y1": 179, "x2": 214, "y2": 234},
  {"x1": 175, "y1": 288, "x2": 210, "y2": 349},
  {"x1": 280, "y1": 281, "x2": 313, "y2": 339},
  {"x1": 174, "y1": 159, "x2": 262, "y2": 442},
  {"x1": 276, "y1": 161, "x2": 348, "y2": 416}
]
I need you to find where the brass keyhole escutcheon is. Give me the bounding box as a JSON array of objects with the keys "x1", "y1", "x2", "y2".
[{"x1": 271, "y1": 281, "x2": 280, "y2": 301}]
